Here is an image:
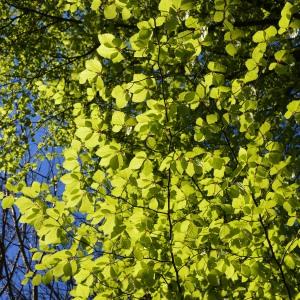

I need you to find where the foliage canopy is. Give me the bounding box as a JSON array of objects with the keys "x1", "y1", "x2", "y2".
[{"x1": 1, "y1": 0, "x2": 300, "y2": 299}]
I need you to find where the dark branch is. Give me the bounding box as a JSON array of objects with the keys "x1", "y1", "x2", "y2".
[{"x1": 6, "y1": 1, "x2": 82, "y2": 24}]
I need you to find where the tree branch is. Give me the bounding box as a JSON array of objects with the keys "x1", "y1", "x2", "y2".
[{"x1": 6, "y1": 1, "x2": 82, "y2": 24}]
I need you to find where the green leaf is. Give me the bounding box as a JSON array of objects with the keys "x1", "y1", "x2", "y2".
[
  {"x1": 214, "y1": 11, "x2": 224, "y2": 23},
  {"x1": 63, "y1": 262, "x2": 73, "y2": 276},
  {"x1": 185, "y1": 161, "x2": 195, "y2": 177},
  {"x1": 75, "y1": 127, "x2": 93, "y2": 141},
  {"x1": 85, "y1": 58, "x2": 102, "y2": 73},
  {"x1": 134, "y1": 245, "x2": 144, "y2": 260},
  {"x1": 225, "y1": 264, "x2": 235, "y2": 278},
  {"x1": 158, "y1": 0, "x2": 172, "y2": 12},
  {"x1": 91, "y1": 0, "x2": 102, "y2": 11},
  {"x1": 196, "y1": 117, "x2": 204, "y2": 126},
  {"x1": 225, "y1": 43, "x2": 237, "y2": 56},
  {"x1": 111, "y1": 111, "x2": 125, "y2": 126},
  {"x1": 122, "y1": 7, "x2": 131, "y2": 21},
  {"x1": 252, "y1": 31, "x2": 265, "y2": 43},
  {"x1": 21, "y1": 183, "x2": 40, "y2": 198},
  {"x1": 232, "y1": 197, "x2": 244, "y2": 209},
  {"x1": 42, "y1": 271, "x2": 53, "y2": 285},
  {"x1": 219, "y1": 225, "x2": 231, "y2": 240},
  {"x1": 32, "y1": 274, "x2": 42, "y2": 286},
  {"x1": 210, "y1": 157, "x2": 224, "y2": 169},
  {"x1": 265, "y1": 26, "x2": 277, "y2": 39},
  {"x1": 245, "y1": 59, "x2": 257, "y2": 71},
  {"x1": 285, "y1": 100, "x2": 300, "y2": 119},
  {"x1": 177, "y1": 0, "x2": 193, "y2": 10},
  {"x1": 112, "y1": 85, "x2": 128, "y2": 108},
  {"x1": 238, "y1": 147, "x2": 247, "y2": 163},
  {"x1": 284, "y1": 254, "x2": 295, "y2": 269},
  {"x1": 32, "y1": 252, "x2": 43, "y2": 261},
  {"x1": 204, "y1": 183, "x2": 221, "y2": 196},
  {"x1": 206, "y1": 113, "x2": 218, "y2": 124},
  {"x1": 196, "y1": 84, "x2": 205, "y2": 98},
  {"x1": 241, "y1": 264, "x2": 251, "y2": 278},
  {"x1": 97, "y1": 34, "x2": 125, "y2": 62},
  {"x1": 208, "y1": 61, "x2": 227, "y2": 73},
  {"x1": 287, "y1": 217, "x2": 296, "y2": 226},
  {"x1": 244, "y1": 69, "x2": 258, "y2": 83},
  {"x1": 149, "y1": 198, "x2": 158, "y2": 210},
  {"x1": 279, "y1": 2, "x2": 294, "y2": 29},
  {"x1": 129, "y1": 152, "x2": 146, "y2": 170},
  {"x1": 104, "y1": 4, "x2": 117, "y2": 19},
  {"x1": 2, "y1": 195, "x2": 14, "y2": 209},
  {"x1": 252, "y1": 42, "x2": 266, "y2": 63},
  {"x1": 78, "y1": 284, "x2": 90, "y2": 299}
]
